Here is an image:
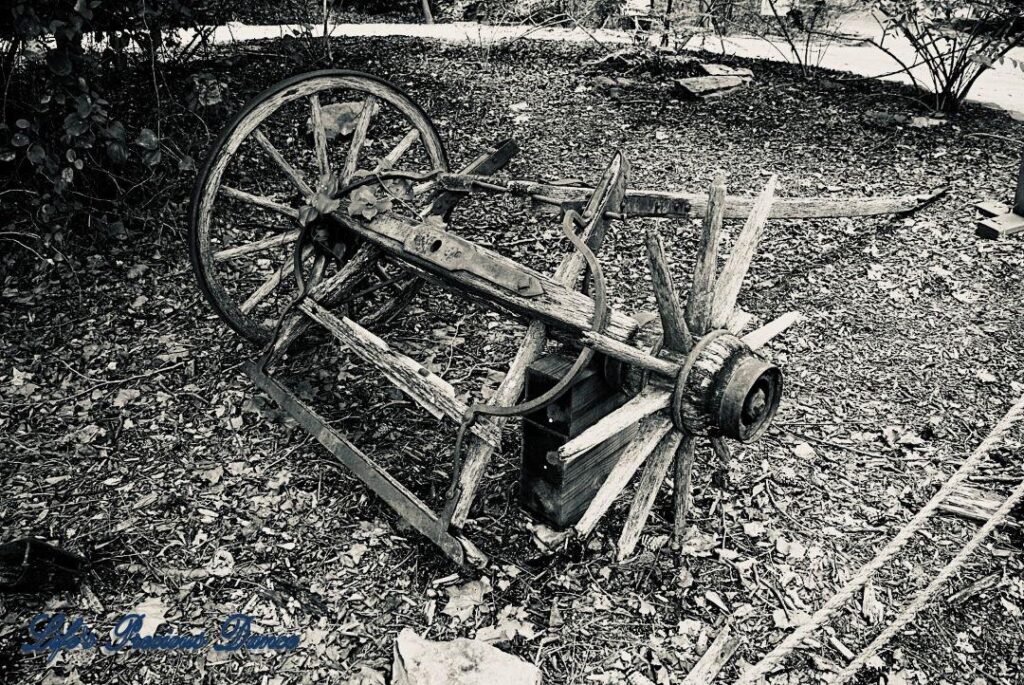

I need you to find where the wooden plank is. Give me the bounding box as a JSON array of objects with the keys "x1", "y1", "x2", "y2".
[
  {"x1": 680, "y1": 624, "x2": 740, "y2": 685},
  {"x1": 298, "y1": 300, "x2": 502, "y2": 447},
  {"x1": 331, "y1": 210, "x2": 639, "y2": 344},
  {"x1": 616, "y1": 429, "x2": 682, "y2": 560},
  {"x1": 510, "y1": 181, "x2": 944, "y2": 220},
  {"x1": 645, "y1": 229, "x2": 692, "y2": 352},
  {"x1": 709, "y1": 176, "x2": 777, "y2": 329},
  {"x1": 443, "y1": 152, "x2": 628, "y2": 529},
  {"x1": 741, "y1": 311, "x2": 803, "y2": 350},
  {"x1": 686, "y1": 172, "x2": 726, "y2": 336},
  {"x1": 557, "y1": 387, "x2": 672, "y2": 463},
  {"x1": 975, "y1": 200, "x2": 1009, "y2": 218},
  {"x1": 574, "y1": 416, "x2": 674, "y2": 538},
  {"x1": 245, "y1": 362, "x2": 485, "y2": 567},
  {"x1": 976, "y1": 211, "x2": 1024, "y2": 239}
]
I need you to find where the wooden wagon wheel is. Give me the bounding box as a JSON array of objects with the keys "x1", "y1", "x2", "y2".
[{"x1": 189, "y1": 69, "x2": 449, "y2": 345}]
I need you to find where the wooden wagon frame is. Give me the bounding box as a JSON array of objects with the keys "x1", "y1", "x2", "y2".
[{"x1": 189, "y1": 70, "x2": 943, "y2": 567}]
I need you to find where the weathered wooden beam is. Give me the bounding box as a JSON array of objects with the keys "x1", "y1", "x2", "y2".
[
  {"x1": 508, "y1": 180, "x2": 945, "y2": 219},
  {"x1": 672, "y1": 433, "x2": 698, "y2": 543},
  {"x1": 329, "y1": 211, "x2": 640, "y2": 344},
  {"x1": 299, "y1": 300, "x2": 502, "y2": 447}
]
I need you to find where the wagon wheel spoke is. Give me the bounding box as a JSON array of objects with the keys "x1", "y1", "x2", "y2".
[
  {"x1": 342, "y1": 96, "x2": 377, "y2": 183},
  {"x1": 685, "y1": 172, "x2": 726, "y2": 337},
  {"x1": 373, "y1": 128, "x2": 420, "y2": 173},
  {"x1": 219, "y1": 186, "x2": 298, "y2": 220},
  {"x1": 240, "y1": 243, "x2": 313, "y2": 315},
  {"x1": 309, "y1": 94, "x2": 331, "y2": 179},
  {"x1": 214, "y1": 229, "x2": 300, "y2": 262},
  {"x1": 644, "y1": 228, "x2": 691, "y2": 353},
  {"x1": 253, "y1": 128, "x2": 313, "y2": 197}
]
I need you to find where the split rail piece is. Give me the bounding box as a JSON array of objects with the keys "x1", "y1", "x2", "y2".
[{"x1": 188, "y1": 69, "x2": 943, "y2": 567}]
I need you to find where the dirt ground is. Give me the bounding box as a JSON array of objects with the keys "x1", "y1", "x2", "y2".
[{"x1": 2, "y1": 35, "x2": 1024, "y2": 684}]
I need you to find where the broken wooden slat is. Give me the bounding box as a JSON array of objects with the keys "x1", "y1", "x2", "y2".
[
  {"x1": 557, "y1": 387, "x2": 672, "y2": 462},
  {"x1": 298, "y1": 300, "x2": 502, "y2": 447},
  {"x1": 616, "y1": 429, "x2": 683, "y2": 560},
  {"x1": 741, "y1": 311, "x2": 803, "y2": 350},
  {"x1": 686, "y1": 172, "x2": 726, "y2": 336},
  {"x1": 574, "y1": 416, "x2": 674, "y2": 538},
  {"x1": 680, "y1": 623, "x2": 740, "y2": 685},
  {"x1": 709, "y1": 175, "x2": 777, "y2": 329},
  {"x1": 645, "y1": 228, "x2": 692, "y2": 353}
]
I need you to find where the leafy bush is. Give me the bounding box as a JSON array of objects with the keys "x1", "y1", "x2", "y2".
[
  {"x1": 875, "y1": 0, "x2": 1024, "y2": 112},
  {"x1": 0, "y1": 0, "x2": 223, "y2": 238}
]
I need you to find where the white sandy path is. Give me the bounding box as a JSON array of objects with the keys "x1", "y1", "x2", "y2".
[{"x1": 181, "y1": 19, "x2": 1023, "y2": 117}]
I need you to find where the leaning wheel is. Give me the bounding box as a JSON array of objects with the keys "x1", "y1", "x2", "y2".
[{"x1": 189, "y1": 69, "x2": 449, "y2": 345}]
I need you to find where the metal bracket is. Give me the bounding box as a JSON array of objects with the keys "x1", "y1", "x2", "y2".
[{"x1": 403, "y1": 223, "x2": 544, "y2": 297}]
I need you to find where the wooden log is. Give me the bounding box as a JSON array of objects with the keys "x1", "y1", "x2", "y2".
[
  {"x1": 442, "y1": 152, "x2": 628, "y2": 529},
  {"x1": 557, "y1": 387, "x2": 672, "y2": 462},
  {"x1": 741, "y1": 311, "x2": 803, "y2": 350},
  {"x1": 680, "y1": 624, "x2": 740, "y2": 685},
  {"x1": 616, "y1": 429, "x2": 683, "y2": 560},
  {"x1": 574, "y1": 416, "x2": 674, "y2": 538},
  {"x1": 709, "y1": 175, "x2": 777, "y2": 330},
  {"x1": 298, "y1": 300, "x2": 502, "y2": 447},
  {"x1": 686, "y1": 172, "x2": 726, "y2": 336},
  {"x1": 645, "y1": 229, "x2": 692, "y2": 353},
  {"x1": 672, "y1": 432, "x2": 698, "y2": 542},
  {"x1": 508, "y1": 180, "x2": 944, "y2": 220}
]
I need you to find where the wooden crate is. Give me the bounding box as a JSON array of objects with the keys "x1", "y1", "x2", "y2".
[{"x1": 519, "y1": 354, "x2": 637, "y2": 528}]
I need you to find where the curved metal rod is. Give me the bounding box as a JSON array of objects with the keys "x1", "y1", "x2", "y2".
[{"x1": 451, "y1": 209, "x2": 610, "y2": 463}]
